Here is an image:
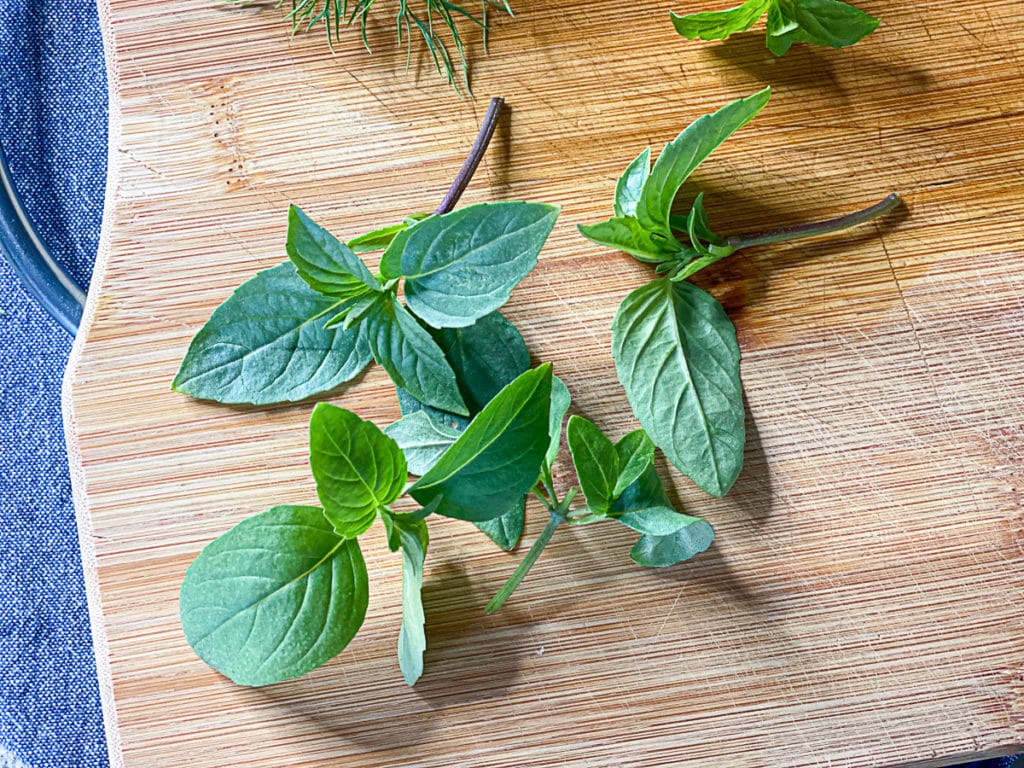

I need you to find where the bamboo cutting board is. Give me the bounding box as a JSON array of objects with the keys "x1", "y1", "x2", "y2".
[{"x1": 64, "y1": 1, "x2": 1024, "y2": 766}]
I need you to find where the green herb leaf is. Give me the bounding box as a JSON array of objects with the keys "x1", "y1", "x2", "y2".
[
  {"x1": 613, "y1": 278, "x2": 744, "y2": 498},
  {"x1": 577, "y1": 216, "x2": 685, "y2": 264},
  {"x1": 361, "y1": 293, "x2": 468, "y2": 416},
  {"x1": 346, "y1": 215, "x2": 427, "y2": 254},
  {"x1": 635, "y1": 89, "x2": 771, "y2": 242},
  {"x1": 670, "y1": 0, "x2": 771, "y2": 41},
  {"x1": 566, "y1": 415, "x2": 619, "y2": 514},
  {"x1": 380, "y1": 203, "x2": 559, "y2": 328},
  {"x1": 630, "y1": 521, "x2": 716, "y2": 567},
  {"x1": 383, "y1": 513, "x2": 429, "y2": 686},
  {"x1": 776, "y1": 0, "x2": 879, "y2": 48},
  {"x1": 766, "y1": 2, "x2": 798, "y2": 55},
  {"x1": 286, "y1": 206, "x2": 379, "y2": 299},
  {"x1": 546, "y1": 376, "x2": 572, "y2": 468},
  {"x1": 309, "y1": 403, "x2": 407, "y2": 538},
  {"x1": 613, "y1": 430, "x2": 655, "y2": 498},
  {"x1": 385, "y1": 410, "x2": 461, "y2": 477},
  {"x1": 410, "y1": 365, "x2": 553, "y2": 522},
  {"x1": 179, "y1": 505, "x2": 369, "y2": 686},
  {"x1": 614, "y1": 148, "x2": 652, "y2": 218},
  {"x1": 172, "y1": 262, "x2": 372, "y2": 405}
]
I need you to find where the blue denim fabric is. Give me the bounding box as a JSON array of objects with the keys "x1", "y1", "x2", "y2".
[
  {"x1": 0, "y1": 1, "x2": 108, "y2": 767},
  {"x1": 0, "y1": 3, "x2": 1020, "y2": 768}
]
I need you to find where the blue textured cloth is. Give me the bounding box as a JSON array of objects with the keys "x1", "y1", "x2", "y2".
[{"x1": 0, "y1": 3, "x2": 1020, "y2": 768}]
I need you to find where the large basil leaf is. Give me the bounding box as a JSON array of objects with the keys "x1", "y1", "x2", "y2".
[
  {"x1": 286, "y1": 205, "x2": 379, "y2": 298},
  {"x1": 612, "y1": 278, "x2": 744, "y2": 498},
  {"x1": 384, "y1": 513, "x2": 429, "y2": 686},
  {"x1": 361, "y1": 293, "x2": 468, "y2": 416},
  {"x1": 635, "y1": 89, "x2": 771, "y2": 241},
  {"x1": 380, "y1": 203, "x2": 559, "y2": 328},
  {"x1": 776, "y1": 0, "x2": 879, "y2": 48},
  {"x1": 179, "y1": 505, "x2": 369, "y2": 686},
  {"x1": 614, "y1": 148, "x2": 651, "y2": 218},
  {"x1": 309, "y1": 403, "x2": 406, "y2": 538},
  {"x1": 409, "y1": 365, "x2": 552, "y2": 522},
  {"x1": 566, "y1": 415, "x2": 619, "y2": 514},
  {"x1": 173, "y1": 262, "x2": 372, "y2": 405}
]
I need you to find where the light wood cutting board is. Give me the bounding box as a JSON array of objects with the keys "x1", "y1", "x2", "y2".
[{"x1": 64, "y1": 1, "x2": 1024, "y2": 765}]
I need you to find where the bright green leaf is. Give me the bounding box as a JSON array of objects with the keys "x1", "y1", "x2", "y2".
[
  {"x1": 361, "y1": 293, "x2": 468, "y2": 416},
  {"x1": 179, "y1": 505, "x2": 369, "y2": 686},
  {"x1": 380, "y1": 202, "x2": 559, "y2": 328},
  {"x1": 566, "y1": 415, "x2": 619, "y2": 514},
  {"x1": 546, "y1": 376, "x2": 572, "y2": 468},
  {"x1": 613, "y1": 430, "x2": 655, "y2": 498},
  {"x1": 346, "y1": 215, "x2": 427, "y2": 253},
  {"x1": 766, "y1": 2, "x2": 798, "y2": 55},
  {"x1": 670, "y1": 0, "x2": 771, "y2": 41},
  {"x1": 410, "y1": 365, "x2": 553, "y2": 522},
  {"x1": 776, "y1": 0, "x2": 879, "y2": 48},
  {"x1": 635, "y1": 89, "x2": 771, "y2": 241},
  {"x1": 172, "y1": 262, "x2": 372, "y2": 405},
  {"x1": 309, "y1": 403, "x2": 407, "y2": 537},
  {"x1": 578, "y1": 216, "x2": 683, "y2": 264},
  {"x1": 286, "y1": 205, "x2": 379, "y2": 298},
  {"x1": 612, "y1": 278, "x2": 745, "y2": 497},
  {"x1": 614, "y1": 148, "x2": 652, "y2": 218}
]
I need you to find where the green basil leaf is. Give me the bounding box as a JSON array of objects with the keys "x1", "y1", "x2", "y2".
[
  {"x1": 776, "y1": 0, "x2": 879, "y2": 48},
  {"x1": 613, "y1": 430, "x2": 655, "y2": 498},
  {"x1": 578, "y1": 216, "x2": 683, "y2": 264},
  {"x1": 385, "y1": 410, "x2": 461, "y2": 476},
  {"x1": 765, "y1": 2, "x2": 798, "y2": 55},
  {"x1": 410, "y1": 365, "x2": 552, "y2": 522},
  {"x1": 546, "y1": 376, "x2": 572, "y2": 468},
  {"x1": 630, "y1": 521, "x2": 715, "y2": 567},
  {"x1": 635, "y1": 89, "x2": 771, "y2": 241},
  {"x1": 613, "y1": 278, "x2": 744, "y2": 498},
  {"x1": 309, "y1": 403, "x2": 407, "y2": 537},
  {"x1": 614, "y1": 148, "x2": 651, "y2": 218},
  {"x1": 346, "y1": 215, "x2": 428, "y2": 254},
  {"x1": 566, "y1": 415, "x2": 619, "y2": 514},
  {"x1": 670, "y1": 0, "x2": 771, "y2": 41},
  {"x1": 179, "y1": 505, "x2": 369, "y2": 686},
  {"x1": 473, "y1": 500, "x2": 525, "y2": 551},
  {"x1": 429, "y1": 310, "x2": 531, "y2": 413},
  {"x1": 385, "y1": 514, "x2": 429, "y2": 686},
  {"x1": 361, "y1": 294, "x2": 468, "y2": 416},
  {"x1": 380, "y1": 202, "x2": 559, "y2": 328},
  {"x1": 286, "y1": 205, "x2": 379, "y2": 298},
  {"x1": 173, "y1": 262, "x2": 372, "y2": 405}
]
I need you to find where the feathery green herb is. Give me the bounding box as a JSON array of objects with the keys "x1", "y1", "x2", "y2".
[
  {"x1": 671, "y1": 0, "x2": 880, "y2": 55},
  {"x1": 579, "y1": 88, "x2": 900, "y2": 498}
]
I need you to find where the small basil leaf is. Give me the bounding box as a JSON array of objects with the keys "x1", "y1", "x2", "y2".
[
  {"x1": 179, "y1": 505, "x2": 369, "y2": 686},
  {"x1": 473, "y1": 500, "x2": 525, "y2": 551},
  {"x1": 776, "y1": 0, "x2": 879, "y2": 48},
  {"x1": 766, "y1": 2, "x2": 798, "y2": 55},
  {"x1": 173, "y1": 262, "x2": 372, "y2": 405},
  {"x1": 670, "y1": 0, "x2": 771, "y2": 41},
  {"x1": 410, "y1": 365, "x2": 553, "y2": 522},
  {"x1": 390, "y1": 515, "x2": 429, "y2": 686},
  {"x1": 636, "y1": 89, "x2": 771, "y2": 241},
  {"x1": 286, "y1": 205, "x2": 379, "y2": 298},
  {"x1": 687, "y1": 192, "x2": 726, "y2": 248},
  {"x1": 616, "y1": 506, "x2": 701, "y2": 536},
  {"x1": 347, "y1": 217, "x2": 425, "y2": 254},
  {"x1": 309, "y1": 403, "x2": 407, "y2": 537},
  {"x1": 614, "y1": 148, "x2": 652, "y2": 218},
  {"x1": 380, "y1": 202, "x2": 559, "y2": 328},
  {"x1": 566, "y1": 415, "x2": 619, "y2": 514},
  {"x1": 385, "y1": 410, "x2": 461, "y2": 476},
  {"x1": 613, "y1": 430, "x2": 655, "y2": 499},
  {"x1": 630, "y1": 520, "x2": 715, "y2": 568},
  {"x1": 361, "y1": 294, "x2": 469, "y2": 416},
  {"x1": 613, "y1": 278, "x2": 744, "y2": 498},
  {"x1": 546, "y1": 376, "x2": 572, "y2": 468},
  {"x1": 578, "y1": 216, "x2": 683, "y2": 264}
]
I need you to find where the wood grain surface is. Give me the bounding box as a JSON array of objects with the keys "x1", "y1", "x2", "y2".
[{"x1": 64, "y1": 1, "x2": 1024, "y2": 765}]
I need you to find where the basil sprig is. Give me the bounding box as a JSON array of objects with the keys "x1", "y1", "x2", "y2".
[
  {"x1": 580, "y1": 89, "x2": 899, "y2": 498},
  {"x1": 671, "y1": 0, "x2": 880, "y2": 55}
]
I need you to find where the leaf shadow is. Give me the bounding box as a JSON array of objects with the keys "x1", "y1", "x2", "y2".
[{"x1": 701, "y1": 30, "x2": 932, "y2": 102}]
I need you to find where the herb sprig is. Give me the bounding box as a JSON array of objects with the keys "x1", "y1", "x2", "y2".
[
  {"x1": 579, "y1": 88, "x2": 900, "y2": 498},
  {"x1": 671, "y1": 0, "x2": 880, "y2": 55},
  {"x1": 228, "y1": 0, "x2": 514, "y2": 91}
]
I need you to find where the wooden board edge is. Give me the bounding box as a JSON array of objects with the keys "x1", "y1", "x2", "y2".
[{"x1": 61, "y1": 0, "x2": 125, "y2": 765}]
